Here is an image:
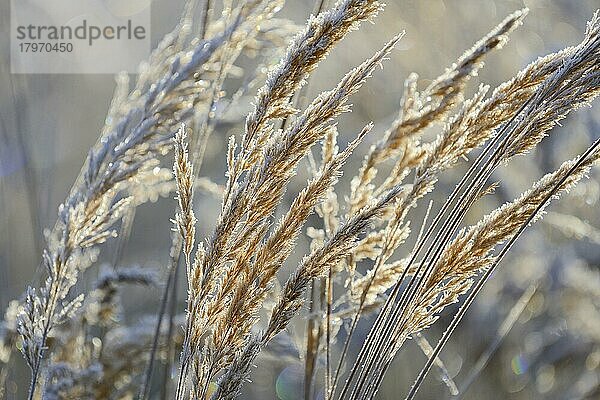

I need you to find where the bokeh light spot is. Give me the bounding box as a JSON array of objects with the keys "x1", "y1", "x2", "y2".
[
  {"x1": 276, "y1": 365, "x2": 304, "y2": 400},
  {"x1": 511, "y1": 354, "x2": 529, "y2": 375}
]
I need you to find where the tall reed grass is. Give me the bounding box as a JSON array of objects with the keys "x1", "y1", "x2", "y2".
[{"x1": 1, "y1": 0, "x2": 599, "y2": 399}]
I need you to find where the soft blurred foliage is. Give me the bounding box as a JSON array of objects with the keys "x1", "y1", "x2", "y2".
[{"x1": 1, "y1": 0, "x2": 598, "y2": 399}]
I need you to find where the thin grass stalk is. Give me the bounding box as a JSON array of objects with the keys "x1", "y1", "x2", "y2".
[
  {"x1": 161, "y1": 253, "x2": 183, "y2": 400},
  {"x1": 110, "y1": 207, "x2": 136, "y2": 269},
  {"x1": 414, "y1": 333, "x2": 458, "y2": 396},
  {"x1": 330, "y1": 199, "x2": 432, "y2": 398},
  {"x1": 456, "y1": 282, "x2": 538, "y2": 399},
  {"x1": 325, "y1": 262, "x2": 333, "y2": 398},
  {"x1": 199, "y1": 0, "x2": 212, "y2": 40},
  {"x1": 304, "y1": 280, "x2": 320, "y2": 400},
  {"x1": 332, "y1": 213, "x2": 407, "y2": 398},
  {"x1": 331, "y1": 198, "x2": 437, "y2": 397},
  {"x1": 5, "y1": 74, "x2": 44, "y2": 262},
  {"x1": 137, "y1": 246, "x2": 178, "y2": 400}
]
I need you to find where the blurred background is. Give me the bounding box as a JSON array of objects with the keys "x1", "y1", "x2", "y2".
[{"x1": 1, "y1": 0, "x2": 599, "y2": 399}]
